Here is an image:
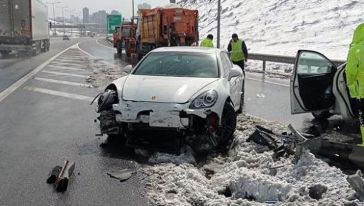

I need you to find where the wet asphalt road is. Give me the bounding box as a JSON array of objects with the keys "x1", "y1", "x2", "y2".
[
  {"x1": 0, "y1": 37, "x2": 147, "y2": 206},
  {"x1": 244, "y1": 73, "x2": 313, "y2": 129},
  {"x1": 0, "y1": 38, "x2": 81, "y2": 92},
  {"x1": 0, "y1": 37, "x2": 319, "y2": 205}
]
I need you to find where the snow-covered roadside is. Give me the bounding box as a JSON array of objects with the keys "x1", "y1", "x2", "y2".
[
  {"x1": 85, "y1": 58, "x2": 127, "y2": 89},
  {"x1": 140, "y1": 114, "x2": 361, "y2": 205},
  {"x1": 178, "y1": 0, "x2": 361, "y2": 60}
]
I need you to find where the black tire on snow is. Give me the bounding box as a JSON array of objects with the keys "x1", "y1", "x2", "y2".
[
  {"x1": 217, "y1": 102, "x2": 237, "y2": 151},
  {"x1": 237, "y1": 81, "x2": 245, "y2": 114},
  {"x1": 312, "y1": 111, "x2": 332, "y2": 120}
]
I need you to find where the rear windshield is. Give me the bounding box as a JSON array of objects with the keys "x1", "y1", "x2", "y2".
[{"x1": 133, "y1": 52, "x2": 219, "y2": 78}]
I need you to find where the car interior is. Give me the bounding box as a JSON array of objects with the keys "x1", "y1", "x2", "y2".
[{"x1": 295, "y1": 52, "x2": 337, "y2": 111}]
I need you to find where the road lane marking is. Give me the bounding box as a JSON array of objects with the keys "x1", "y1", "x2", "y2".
[
  {"x1": 246, "y1": 77, "x2": 290, "y2": 87},
  {"x1": 77, "y1": 43, "x2": 116, "y2": 67},
  {"x1": 42, "y1": 70, "x2": 89, "y2": 78},
  {"x1": 47, "y1": 65, "x2": 86, "y2": 71},
  {"x1": 96, "y1": 38, "x2": 114, "y2": 49},
  {"x1": 34, "y1": 77, "x2": 92, "y2": 88},
  {"x1": 0, "y1": 43, "x2": 79, "y2": 103},
  {"x1": 23, "y1": 86, "x2": 93, "y2": 102}
]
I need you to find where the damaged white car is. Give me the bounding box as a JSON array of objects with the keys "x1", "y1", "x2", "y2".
[{"x1": 96, "y1": 47, "x2": 245, "y2": 152}]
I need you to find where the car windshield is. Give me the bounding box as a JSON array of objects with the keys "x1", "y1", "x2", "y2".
[{"x1": 133, "y1": 52, "x2": 219, "y2": 78}]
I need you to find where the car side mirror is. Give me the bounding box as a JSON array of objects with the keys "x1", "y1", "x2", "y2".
[
  {"x1": 228, "y1": 65, "x2": 242, "y2": 80},
  {"x1": 123, "y1": 65, "x2": 133, "y2": 74}
]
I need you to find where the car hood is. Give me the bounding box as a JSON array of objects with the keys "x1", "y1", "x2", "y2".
[{"x1": 122, "y1": 75, "x2": 218, "y2": 103}]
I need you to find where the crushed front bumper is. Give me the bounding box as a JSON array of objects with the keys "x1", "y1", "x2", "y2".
[{"x1": 112, "y1": 100, "x2": 215, "y2": 129}]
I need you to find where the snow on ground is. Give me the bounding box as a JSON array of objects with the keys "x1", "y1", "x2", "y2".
[
  {"x1": 140, "y1": 114, "x2": 361, "y2": 205},
  {"x1": 179, "y1": 0, "x2": 363, "y2": 60},
  {"x1": 178, "y1": 0, "x2": 363, "y2": 75},
  {"x1": 84, "y1": 57, "x2": 127, "y2": 89}
]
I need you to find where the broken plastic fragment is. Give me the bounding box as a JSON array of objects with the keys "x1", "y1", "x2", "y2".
[{"x1": 107, "y1": 169, "x2": 136, "y2": 182}]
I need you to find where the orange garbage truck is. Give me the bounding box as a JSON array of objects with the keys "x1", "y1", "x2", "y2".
[
  {"x1": 114, "y1": 20, "x2": 138, "y2": 56},
  {"x1": 137, "y1": 7, "x2": 199, "y2": 58}
]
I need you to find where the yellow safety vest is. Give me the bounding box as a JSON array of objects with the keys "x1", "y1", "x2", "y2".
[
  {"x1": 347, "y1": 23, "x2": 364, "y2": 99},
  {"x1": 230, "y1": 40, "x2": 245, "y2": 62},
  {"x1": 200, "y1": 38, "x2": 214, "y2": 48}
]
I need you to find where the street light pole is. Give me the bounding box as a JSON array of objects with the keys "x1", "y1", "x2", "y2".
[
  {"x1": 132, "y1": 0, "x2": 135, "y2": 23},
  {"x1": 46, "y1": 1, "x2": 61, "y2": 36},
  {"x1": 217, "y1": 0, "x2": 221, "y2": 48},
  {"x1": 57, "y1": 6, "x2": 67, "y2": 35}
]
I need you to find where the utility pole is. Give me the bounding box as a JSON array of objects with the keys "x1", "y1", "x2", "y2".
[
  {"x1": 46, "y1": 1, "x2": 61, "y2": 36},
  {"x1": 217, "y1": 0, "x2": 221, "y2": 48},
  {"x1": 57, "y1": 6, "x2": 67, "y2": 35},
  {"x1": 132, "y1": 0, "x2": 135, "y2": 24}
]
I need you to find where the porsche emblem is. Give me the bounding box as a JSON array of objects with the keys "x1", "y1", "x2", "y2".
[{"x1": 151, "y1": 96, "x2": 156, "y2": 100}]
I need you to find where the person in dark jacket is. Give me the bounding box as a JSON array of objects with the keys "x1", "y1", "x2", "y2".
[{"x1": 227, "y1": 33, "x2": 248, "y2": 73}]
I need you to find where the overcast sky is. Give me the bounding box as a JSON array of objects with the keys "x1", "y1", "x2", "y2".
[{"x1": 48, "y1": 0, "x2": 170, "y2": 19}]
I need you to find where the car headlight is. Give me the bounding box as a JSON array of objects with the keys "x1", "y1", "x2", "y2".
[{"x1": 190, "y1": 90, "x2": 218, "y2": 109}]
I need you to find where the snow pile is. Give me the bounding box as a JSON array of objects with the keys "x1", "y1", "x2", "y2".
[
  {"x1": 148, "y1": 147, "x2": 196, "y2": 165},
  {"x1": 85, "y1": 59, "x2": 127, "y2": 88},
  {"x1": 178, "y1": 0, "x2": 364, "y2": 60},
  {"x1": 141, "y1": 114, "x2": 360, "y2": 205}
]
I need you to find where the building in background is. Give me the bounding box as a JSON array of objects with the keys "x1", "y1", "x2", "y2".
[
  {"x1": 110, "y1": 10, "x2": 121, "y2": 15},
  {"x1": 82, "y1": 7, "x2": 89, "y2": 24}
]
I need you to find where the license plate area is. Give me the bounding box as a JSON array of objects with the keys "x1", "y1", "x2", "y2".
[{"x1": 149, "y1": 111, "x2": 180, "y2": 128}]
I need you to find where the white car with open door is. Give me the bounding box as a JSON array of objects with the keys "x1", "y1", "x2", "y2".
[
  {"x1": 95, "y1": 47, "x2": 245, "y2": 153},
  {"x1": 291, "y1": 50, "x2": 358, "y2": 121}
]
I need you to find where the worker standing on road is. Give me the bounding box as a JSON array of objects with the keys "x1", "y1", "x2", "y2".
[
  {"x1": 346, "y1": 23, "x2": 364, "y2": 146},
  {"x1": 200, "y1": 34, "x2": 214, "y2": 48},
  {"x1": 228, "y1": 33, "x2": 248, "y2": 74}
]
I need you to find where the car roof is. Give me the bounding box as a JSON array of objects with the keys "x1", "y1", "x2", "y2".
[{"x1": 151, "y1": 46, "x2": 222, "y2": 55}]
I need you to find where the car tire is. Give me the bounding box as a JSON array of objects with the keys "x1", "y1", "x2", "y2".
[
  {"x1": 217, "y1": 102, "x2": 237, "y2": 151},
  {"x1": 237, "y1": 82, "x2": 245, "y2": 114},
  {"x1": 312, "y1": 111, "x2": 333, "y2": 120}
]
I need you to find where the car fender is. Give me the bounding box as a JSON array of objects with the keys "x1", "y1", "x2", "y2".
[
  {"x1": 105, "y1": 76, "x2": 129, "y2": 100},
  {"x1": 188, "y1": 78, "x2": 231, "y2": 122}
]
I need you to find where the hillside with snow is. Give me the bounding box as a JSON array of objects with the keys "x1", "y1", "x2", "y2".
[{"x1": 179, "y1": 0, "x2": 364, "y2": 59}]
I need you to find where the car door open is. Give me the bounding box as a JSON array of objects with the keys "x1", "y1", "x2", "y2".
[{"x1": 291, "y1": 50, "x2": 337, "y2": 114}]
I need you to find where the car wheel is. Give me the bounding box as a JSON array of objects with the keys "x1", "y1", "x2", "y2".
[
  {"x1": 312, "y1": 111, "x2": 333, "y2": 120},
  {"x1": 237, "y1": 82, "x2": 245, "y2": 114},
  {"x1": 217, "y1": 102, "x2": 237, "y2": 151}
]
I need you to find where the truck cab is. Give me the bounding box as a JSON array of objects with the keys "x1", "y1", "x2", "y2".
[{"x1": 290, "y1": 50, "x2": 355, "y2": 120}]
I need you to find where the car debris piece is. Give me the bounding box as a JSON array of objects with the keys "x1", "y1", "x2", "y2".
[
  {"x1": 107, "y1": 169, "x2": 136, "y2": 182},
  {"x1": 55, "y1": 160, "x2": 75, "y2": 192},
  {"x1": 347, "y1": 171, "x2": 364, "y2": 201},
  {"x1": 247, "y1": 125, "x2": 278, "y2": 149},
  {"x1": 247, "y1": 125, "x2": 312, "y2": 159},
  {"x1": 46, "y1": 166, "x2": 62, "y2": 184},
  {"x1": 47, "y1": 160, "x2": 75, "y2": 192}
]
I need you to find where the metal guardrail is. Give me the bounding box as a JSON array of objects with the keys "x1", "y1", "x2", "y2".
[{"x1": 248, "y1": 53, "x2": 346, "y2": 74}]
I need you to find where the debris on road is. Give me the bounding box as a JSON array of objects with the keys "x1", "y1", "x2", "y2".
[
  {"x1": 347, "y1": 171, "x2": 364, "y2": 201},
  {"x1": 141, "y1": 114, "x2": 361, "y2": 205},
  {"x1": 107, "y1": 169, "x2": 136, "y2": 182},
  {"x1": 46, "y1": 166, "x2": 62, "y2": 184},
  {"x1": 46, "y1": 160, "x2": 75, "y2": 192},
  {"x1": 247, "y1": 125, "x2": 278, "y2": 149}
]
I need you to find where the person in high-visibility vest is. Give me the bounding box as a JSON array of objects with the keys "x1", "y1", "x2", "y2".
[
  {"x1": 227, "y1": 33, "x2": 248, "y2": 74},
  {"x1": 346, "y1": 23, "x2": 364, "y2": 146},
  {"x1": 200, "y1": 34, "x2": 214, "y2": 48}
]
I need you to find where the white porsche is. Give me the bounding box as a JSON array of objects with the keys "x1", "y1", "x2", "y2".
[{"x1": 96, "y1": 47, "x2": 245, "y2": 152}]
